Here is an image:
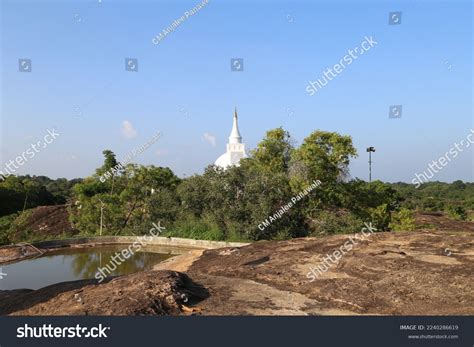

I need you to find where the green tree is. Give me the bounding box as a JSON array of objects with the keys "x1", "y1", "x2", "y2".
[
  {"x1": 98, "y1": 150, "x2": 120, "y2": 174},
  {"x1": 249, "y1": 127, "x2": 293, "y2": 174},
  {"x1": 290, "y1": 130, "x2": 357, "y2": 189},
  {"x1": 70, "y1": 154, "x2": 180, "y2": 235}
]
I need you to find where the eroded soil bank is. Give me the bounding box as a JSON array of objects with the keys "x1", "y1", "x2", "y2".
[{"x1": 1, "y1": 229, "x2": 473, "y2": 315}]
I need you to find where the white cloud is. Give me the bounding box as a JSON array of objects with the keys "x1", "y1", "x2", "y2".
[
  {"x1": 203, "y1": 132, "x2": 216, "y2": 147},
  {"x1": 156, "y1": 149, "x2": 169, "y2": 157},
  {"x1": 121, "y1": 120, "x2": 137, "y2": 139}
]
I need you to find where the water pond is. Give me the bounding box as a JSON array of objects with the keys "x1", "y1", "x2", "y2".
[{"x1": 0, "y1": 245, "x2": 181, "y2": 290}]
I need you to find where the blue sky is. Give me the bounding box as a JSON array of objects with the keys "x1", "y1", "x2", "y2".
[{"x1": 1, "y1": 0, "x2": 472, "y2": 182}]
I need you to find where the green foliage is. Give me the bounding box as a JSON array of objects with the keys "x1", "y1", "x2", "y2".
[
  {"x1": 341, "y1": 180, "x2": 399, "y2": 213},
  {"x1": 0, "y1": 175, "x2": 81, "y2": 217},
  {"x1": 390, "y1": 208, "x2": 416, "y2": 231},
  {"x1": 309, "y1": 210, "x2": 363, "y2": 235},
  {"x1": 0, "y1": 213, "x2": 19, "y2": 245},
  {"x1": 367, "y1": 204, "x2": 391, "y2": 231},
  {"x1": 389, "y1": 181, "x2": 474, "y2": 212},
  {"x1": 70, "y1": 151, "x2": 181, "y2": 235},
  {"x1": 445, "y1": 205, "x2": 467, "y2": 221},
  {"x1": 4, "y1": 127, "x2": 473, "y2": 244},
  {"x1": 177, "y1": 163, "x2": 301, "y2": 241},
  {"x1": 171, "y1": 129, "x2": 362, "y2": 241},
  {"x1": 290, "y1": 130, "x2": 357, "y2": 188},
  {"x1": 421, "y1": 197, "x2": 445, "y2": 212},
  {"x1": 4, "y1": 210, "x2": 34, "y2": 243},
  {"x1": 163, "y1": 217, "x2": 227, "y2": 241},
  {"x1": 177, "y1": 174, "x2": 210, "y2": 218},
  {"x1": 0, "y1": 128, "x2": 400, "y2": 242},
  {"x1": 101, "y1": 150, "x2": 119, "y2": 172},
  {"x1": 250, "y1": 127, "x2": 293, "y2": 174},
  {"x1": 336, "y1": 180, "x2": 399, "y2": 232}
]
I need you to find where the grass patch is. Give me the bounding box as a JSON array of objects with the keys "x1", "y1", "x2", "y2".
[{"x1": 163, "y1": 218, "x2": 250, "y2": 242}]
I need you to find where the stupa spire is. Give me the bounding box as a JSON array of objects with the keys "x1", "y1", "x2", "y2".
[{"x1": 229, "y1": 107, "x2": 242, "y2": 144}]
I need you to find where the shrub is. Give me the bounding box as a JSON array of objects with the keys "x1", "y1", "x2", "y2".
[
  {"x1": 446, "y1": 205, "x2": 467, "y2": 221},
  {"x1": 422, "y1": 197, "x2": 445, "y2": 212},
  {"x1": 164, "y1": 216, "x2": 227, "y2": 241},
  {"x1": 309, "y1": 210, "x2": 363, "y2": 235},
  {"x1": 4, "y1": 210, "x2": 34, "y2": 244},
  {"x1": 0, "y1": 213, "x2": 19, "y2": 245},
  {"x1": 367, "y1": 204, "x2": 391, "y2": 231},
  {"x1": 390, "y1": 208, "x2": 416, "y2": 231}
]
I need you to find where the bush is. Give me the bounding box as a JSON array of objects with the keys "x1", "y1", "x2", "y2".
[
  {"x1": 367, "y1": 204, "x2": 391, "y2": 231},
  {"x1": 309, "y1": 210, "x2": 363, "y2": 235},
  {"x1": 421, "y1": 197, "x2": 445, "y2": 212},
  {"x1": 4, "y1": 210, "x2": 34, "y2": 244},
  {"x1": 0, "y1": 213, "x2": 19, "y2": 245},
  {"x1": 164, "y1": 216, "x2": 227, "y2": 241},
  {"x1": 446, "y1": 205, "x2": 467, "y2": 221},
  {"x1": 390, "y1": 208, "x2": 416, "y2": 231}
]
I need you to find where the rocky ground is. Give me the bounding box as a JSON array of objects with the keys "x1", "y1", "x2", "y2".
[
  {"x1": 0, "y1": 271, "x2": 207, "y2": 316},
  {"x1": 180, "y1": 230, "x2": 474, "y2": 315},
  {"x1": 0, "y1": 213, "x2": 473, "y2": 316}
]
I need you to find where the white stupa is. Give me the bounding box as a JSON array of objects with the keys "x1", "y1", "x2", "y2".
[{"x1": 214, "y1": 108, "x2": 247, "y2": 169}]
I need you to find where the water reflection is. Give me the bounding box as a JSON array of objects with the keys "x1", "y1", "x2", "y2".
[
  {"x1": 0, "y1": 246, "x2": 175, "y2": 290},
  {"x1": 69, "y1": 248, "x2": 170, "y2": 278}
]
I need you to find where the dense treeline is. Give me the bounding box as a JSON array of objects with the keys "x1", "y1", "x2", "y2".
[
  {"x1": 389, "y1": 181, "x2": 474, "y2": 211},
  {"x1": 0, "y1": 175, "x2": 82, "y2": 217},
  {"x1": 0, "y1": 175, "x2": 82, "y2": 244},
  {"x1": 1, "y1": 128, "x2": 472, "y2": 244},
  {"x1": 65, "y1": 129, "x2": 422, "y2": 241}
]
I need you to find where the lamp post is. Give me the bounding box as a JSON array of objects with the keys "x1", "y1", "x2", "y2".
[{"x1": 366, "y1": 147, "x2": 376, "y2": 183}]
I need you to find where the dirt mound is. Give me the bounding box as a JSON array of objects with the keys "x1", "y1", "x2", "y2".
[
  {"x1": 0, "y1": 270, "x2": 208, "y2": 316},
  {"x1": 15, "y1": 205, "x2": 78, "y2": 239}
]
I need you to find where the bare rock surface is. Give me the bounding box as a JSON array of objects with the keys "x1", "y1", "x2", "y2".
[
  {"x1": 0, "y1": 270, "x2": 208, "y2": 316},
  {"x1": 1, "y1": 225, "x2": 473, "y2": 315},
  {"x1": 183, "y1": 230, "x2": 474, "y2": 315}
]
